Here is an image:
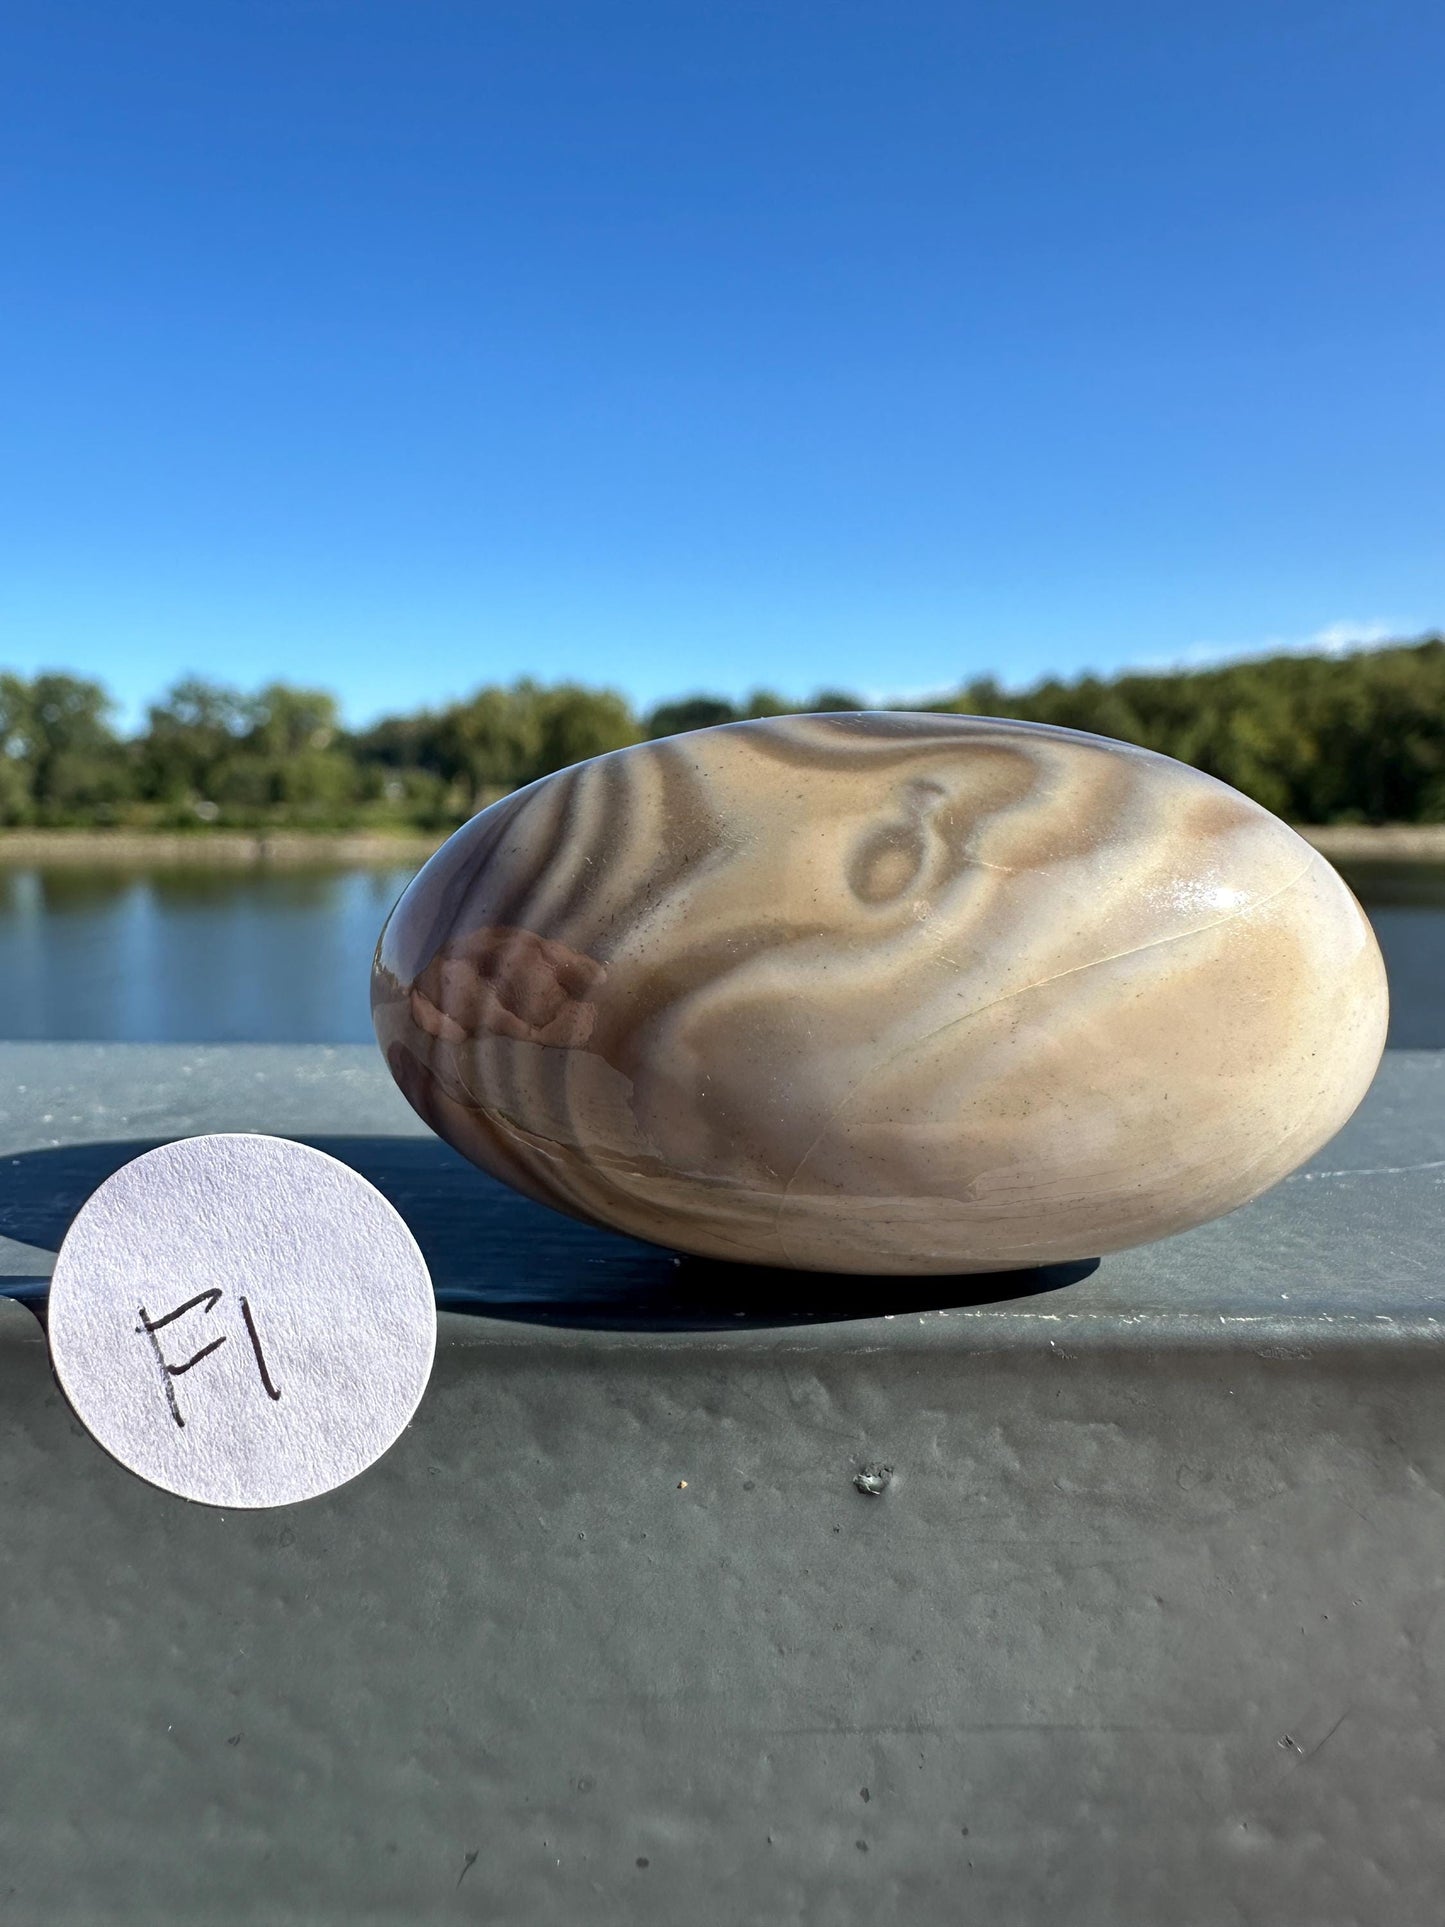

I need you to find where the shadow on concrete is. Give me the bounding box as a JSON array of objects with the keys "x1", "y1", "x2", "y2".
[{"x1": 0, "y1": 1136, "x2": 1098, "y2": 1332}]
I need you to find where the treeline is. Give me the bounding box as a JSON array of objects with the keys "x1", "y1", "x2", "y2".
[{"x1": 2, "y1": 636, "x2": 1443, "y2": 830}]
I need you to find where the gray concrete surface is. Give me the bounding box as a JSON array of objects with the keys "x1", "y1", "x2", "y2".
[{"x1": 1, "y1": 1044, "x2": 1443, "y2": 1924}]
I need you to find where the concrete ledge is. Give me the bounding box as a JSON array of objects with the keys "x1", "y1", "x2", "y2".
[
  {"x1": 2, "y1": 1044, "x2": 1443, "y2": 1923},
  {"x1": 2, "y1": 1044, "x2": 1440, "y2": 1332}
]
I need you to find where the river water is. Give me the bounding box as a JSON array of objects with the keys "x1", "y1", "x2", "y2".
[{"x1": 0, "y1": 859, "x2": 1439, "y2": 1047}]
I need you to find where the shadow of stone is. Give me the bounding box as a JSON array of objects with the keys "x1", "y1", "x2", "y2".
[{"x1": 0, "y1": 1136, "x2": 1098, "y2": 1333}]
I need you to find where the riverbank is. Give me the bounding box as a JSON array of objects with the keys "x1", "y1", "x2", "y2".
[
  {"x1": 2, "y1": 822, "x2": 1444, "y2": 867},
  {"x1": 1295, "y1": 824, "x2": 1445, "y2": 863},
  {"x1": 0, "y1": 829, "x2": 446, "y2": 866}
]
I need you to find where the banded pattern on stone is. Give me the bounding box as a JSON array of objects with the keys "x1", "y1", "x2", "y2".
[{"x1": 372, "y1": 713, "x2": 1388, "y2": 1274}]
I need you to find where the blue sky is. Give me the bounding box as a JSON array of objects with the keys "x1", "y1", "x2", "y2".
[{"x1": 2, "y1": 1, "x2": 1441, "y2": 728}]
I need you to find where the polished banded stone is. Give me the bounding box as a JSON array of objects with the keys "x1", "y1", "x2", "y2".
[{"x1": 372, "y1": 713, "x2": 1388, "y2": 1275}]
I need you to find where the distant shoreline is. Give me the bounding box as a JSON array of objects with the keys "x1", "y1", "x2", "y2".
[
  {"x1": 0, "y1": 822, "x2": 1442, "y2": 867},
  {"x1": 0, "y1": 829, "x2": 446, "y2": 866},
  {"x1": 1292, "y1": 824, "x2": 1445, "y2": 863}
]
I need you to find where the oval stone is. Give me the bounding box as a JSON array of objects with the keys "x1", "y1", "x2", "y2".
[{"x1": 372, "y1": 713, "x2": 1388, "y2": 1275}]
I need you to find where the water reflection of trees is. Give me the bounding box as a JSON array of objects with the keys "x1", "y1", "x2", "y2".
[{"x1": 4, "y1": 864, "x2": 419, "y2": 919}]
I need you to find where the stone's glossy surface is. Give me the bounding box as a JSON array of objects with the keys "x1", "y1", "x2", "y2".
[{"x1": 372, "y1": 713, "x2": 1389, "y2": 1275}]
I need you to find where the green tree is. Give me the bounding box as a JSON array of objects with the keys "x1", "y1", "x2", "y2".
[
  {"x1": 644, "y1": 696, "x2": 738, "y2": 738},
  {"x1": 244, "y1": 684, "x2": 342, "y2": 758},
  {"x1": 527, "y1": 683, "x2": 638, "y2": 780},
  {"x1": 433, "y1": 683, "x2": 544, "y2": 806},
  {"x1": 141, "y1": 678, "x2": 249, "y2": 804},
  {"x1": 0, "y1": 674, "x2": 35, "y2": 821},
  {"x1": 741, "y1": 688, "x2": 791, "y2": 718},
  {"x1": 1, "y1": 672, "x2": 127, "y2": 820},
  {"x1": 6, "y1": 635, "x2": 1445, "y2": 833}
]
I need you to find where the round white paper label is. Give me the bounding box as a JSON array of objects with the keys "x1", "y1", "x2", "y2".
[{"x1": 48, "y1": 1135, "x2": 436, "y2": 1508}]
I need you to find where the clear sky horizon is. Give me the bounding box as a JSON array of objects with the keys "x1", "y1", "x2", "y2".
[{"x1": 3, "y1": 1, "x2": 1442, "y2": 728}]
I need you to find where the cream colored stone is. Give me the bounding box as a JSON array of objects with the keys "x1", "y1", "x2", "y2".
[{"x1": 372, "y1": 713, "x2": 1388, "y2": 1274}]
